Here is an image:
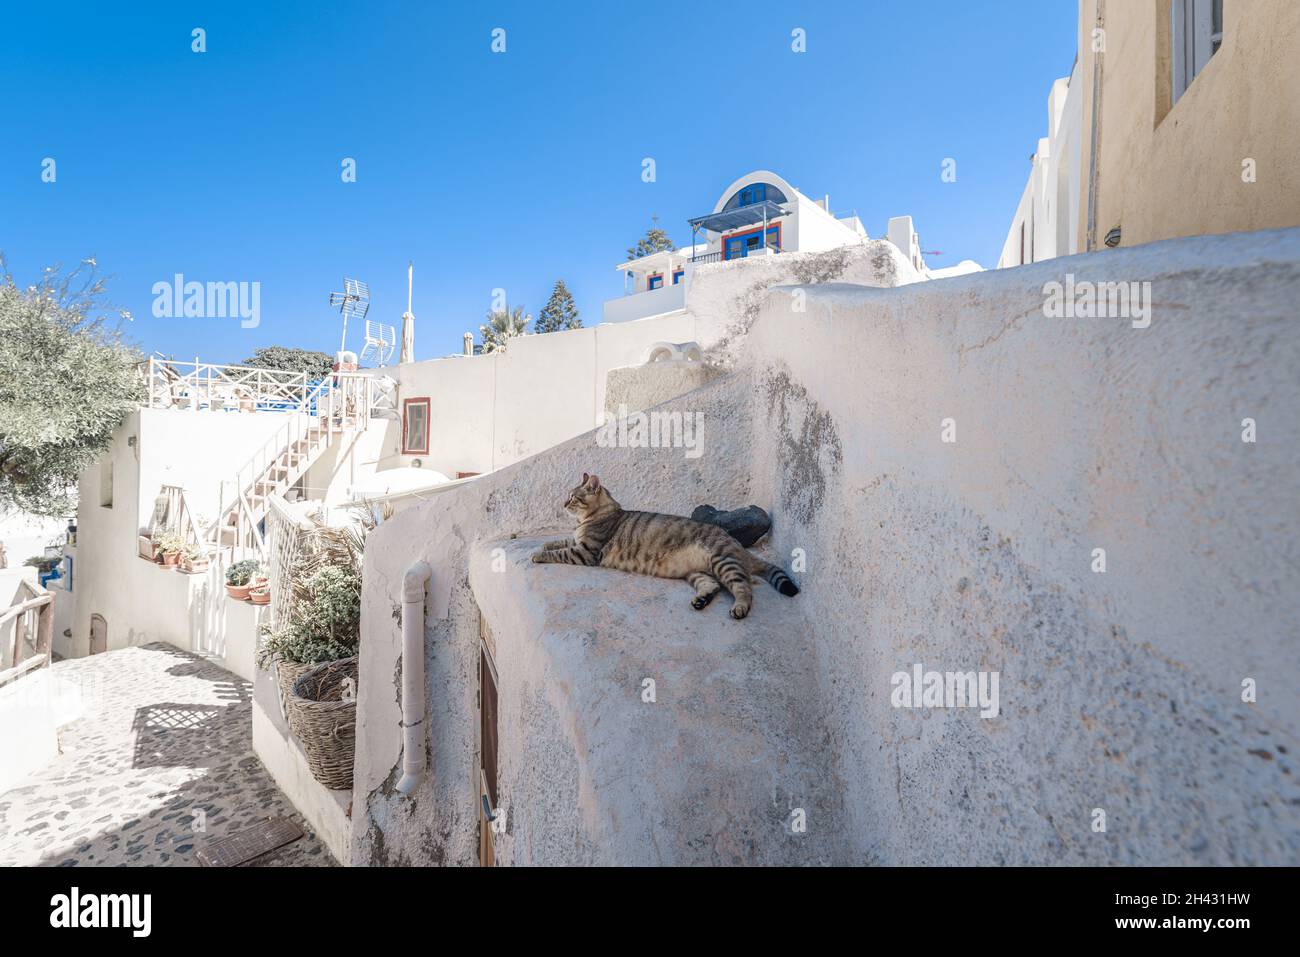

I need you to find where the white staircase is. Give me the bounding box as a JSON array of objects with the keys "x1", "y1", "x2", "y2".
[{"x1": 210, "y1": 375, "x2": 377, "y2": 560}]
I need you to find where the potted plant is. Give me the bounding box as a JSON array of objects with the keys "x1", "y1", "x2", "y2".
[
  {"x1": 155, "y1": 532, "x2": 186, "y2": 567},
  {"x1": 249, "y1": 581, "x2": 271, "y2": 605},
  {"x1": 256, "y1": 562, "x2": 361, "y2": 783},
  {"x1": 225, "y1": 559, "x2": 261, "y2": 599},
  {"x1": 138, "y1": 529, "x2": 157, "y2": 561},
  {"x1": 180, "y1": 543, "x2": 211, "y2": 574}
]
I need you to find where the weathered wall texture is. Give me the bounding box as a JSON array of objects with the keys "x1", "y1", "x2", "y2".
[
  {"x1": 355, "y1": 228, "x2": 1299, "y2": 865},
  {"x1": 1076, "y1": 0, "x2": 1300, "y2": 250},
  {"x1": 743, "y1": 228, "x2": 1299, "y2": 864}
]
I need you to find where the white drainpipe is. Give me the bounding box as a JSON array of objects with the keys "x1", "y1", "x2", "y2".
[{"x1": 395, "y1": 561, "x2": 432, "y2": 796}]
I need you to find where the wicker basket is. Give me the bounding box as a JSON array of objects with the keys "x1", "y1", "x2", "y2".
[
  {"x1": 273, "y1": 658, "x2": 317, "y2": 732},
  {"x1": 290, "y1": 657, "x2": 358, "y2": 790}
]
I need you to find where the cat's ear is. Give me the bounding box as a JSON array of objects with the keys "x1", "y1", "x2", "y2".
[
  {"x1": 586, "y1": 474, "x2": 601, "y2": 490},
  {"x1": 581, "y1": 472, "x2": 589, "y2": 485}
]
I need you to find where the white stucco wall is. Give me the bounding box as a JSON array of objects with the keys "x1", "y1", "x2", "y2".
[
  {"x1": 998, "y1": 65, "x2": 1083, "y2": 267},
  {"x1": 69, "y1": 409, "x2": 312, "y2": 661},
  {"x1": 353, "y1": 226, "x2": 1299, "y2": 866}
]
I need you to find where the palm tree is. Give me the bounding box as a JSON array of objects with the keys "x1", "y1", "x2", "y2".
[{"x1": 479, "y1": 306, "x2": 531, "y2": 353}]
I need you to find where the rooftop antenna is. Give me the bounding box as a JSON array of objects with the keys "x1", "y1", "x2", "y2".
[
  {"x1": 329, "y1": 278, "x2": 370, "y2": 355},
  {"x1": 400, "y1": 261, "x2": 415, "y2": 364},
  {"x1": 362, "y1": 319, "x2": 398, "y2": 366}
]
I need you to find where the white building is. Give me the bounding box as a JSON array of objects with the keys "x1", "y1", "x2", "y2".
[
  {"x1": 997, "y1": 65, "x2": 1084, "y2": 269},
  {"x1": 605, "y1": 170, "x2": 978, "y2": 324},
  {"x1": 7, "y1": 168, "x2": 980, "y2": 859}
]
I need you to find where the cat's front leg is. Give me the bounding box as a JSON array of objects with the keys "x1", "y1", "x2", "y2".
[
  {"x1": 542, "y1": 539, "x2": 571, "y2": 550},
  {"x1": 531, "y1": 544, "x2": 599, "y2": 565}
]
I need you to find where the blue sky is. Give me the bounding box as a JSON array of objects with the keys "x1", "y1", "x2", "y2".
[{"x1": 1, "y1": 1, "x2": 1076, "y2": 366}]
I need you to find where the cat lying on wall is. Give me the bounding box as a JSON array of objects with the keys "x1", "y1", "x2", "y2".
[{"x1": 531, "y1": 473, "x2": 799, "y2": 620}]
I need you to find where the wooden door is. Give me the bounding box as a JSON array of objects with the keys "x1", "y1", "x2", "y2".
[
  {"x1": 89, "y1": 613, "x2": 107, "y2": 655},
  {"x1": 478, "y1": 616, "x2": 499, "y2": 866}
]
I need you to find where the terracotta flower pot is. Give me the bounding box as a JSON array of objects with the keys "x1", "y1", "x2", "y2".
[
  {"x1": 249, "y1": 589, "x2": 271, "y2": 606},
  {"x1": 226, "y1": 582, "x2": 252, "y2": 600},
  {"x1": 162, "y1": 552, "x2": 181, "y2": 567}
]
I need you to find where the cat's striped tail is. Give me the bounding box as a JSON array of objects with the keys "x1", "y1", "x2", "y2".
[{"x1": 749, "y1": 557, "x2": 800, "y2": 597}]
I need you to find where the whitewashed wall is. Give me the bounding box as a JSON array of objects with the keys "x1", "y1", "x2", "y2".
[{"x1": 353, "y1": 227, "x2": 1300, "y2": 866}]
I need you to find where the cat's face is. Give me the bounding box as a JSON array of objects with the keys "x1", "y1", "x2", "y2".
[{"x1": 565, "y1": 473, "x2": 605, "y2": 516}]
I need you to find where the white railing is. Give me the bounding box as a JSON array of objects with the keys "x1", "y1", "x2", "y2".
[
  {"x1": 158, "y1": 484, "x2": 209, "y2": 547},
  {"x1": 0, "y1": 580, "x2": 53, "y2": 682},
  {"x1": 216, "y1": 413, "x2": 323, "y2": 561},
  {"x1": 142, "y1": 358, "x2": 391, "y2": 563},
  {"x1": 146, "y1": 358, "x2": 318, "y2": 413}
]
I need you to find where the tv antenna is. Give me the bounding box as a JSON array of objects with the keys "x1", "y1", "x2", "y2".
[
  {"x1": 329, "y1": 278, "x2": 370, "y2": 354},
  {"x1": 361, "y1": 319, "x2": 398, "y2": 366}
]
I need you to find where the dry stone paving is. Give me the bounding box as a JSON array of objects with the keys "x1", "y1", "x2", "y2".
[{"x1": 0, "y1": 643, "x2": 334, "y2": 866}]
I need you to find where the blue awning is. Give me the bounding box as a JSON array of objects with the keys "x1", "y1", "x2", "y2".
[{"x1": 687, "y1": 200, "x2": 789, "y2": 234}]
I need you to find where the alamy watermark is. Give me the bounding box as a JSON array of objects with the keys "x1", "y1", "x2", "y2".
[
  {"x1": 890, "y1": 663, "x2": 1000, "y2": 719},
  {"x1": 596, "y1": 403, "x2": 704, "y2": 460},
  {"x1": 50, "y1": 887, "x2": 151, "y2": 937},
  {"x1": 151, "y1": 273, "x2": 260, "y2": 328},
  {"x1": 1042, "y1": 273, "x2": 1151, "y2": 329}
]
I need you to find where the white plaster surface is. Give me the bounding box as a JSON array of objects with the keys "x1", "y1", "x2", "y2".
[{"x1": 352, "y1": 228, "x2": 1297, "y2": 865}]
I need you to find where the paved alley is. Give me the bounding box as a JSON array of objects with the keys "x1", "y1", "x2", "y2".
[{"x1": 0, "y1": 643, "x2": 334, "y2": 867}]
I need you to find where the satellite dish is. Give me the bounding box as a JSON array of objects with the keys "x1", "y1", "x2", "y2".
[
  {"x1": 361, "y1": 319, "x2": 397, "y2": 366},
  {"x1": 329, "y1": 278, "x2": 370, "y2": 354}
]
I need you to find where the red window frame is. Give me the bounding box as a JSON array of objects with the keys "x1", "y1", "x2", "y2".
[
  {"x1": 402, "y1": 397, "x2": 431, "y2": 454},
  {"x1": 647, "y1": 271, "x2": 664, "y2": 290}
]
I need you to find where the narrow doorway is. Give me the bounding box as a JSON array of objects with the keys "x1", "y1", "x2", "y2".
[{"x1": 89, "y1": 613, "x2": 107, "y2": 655}]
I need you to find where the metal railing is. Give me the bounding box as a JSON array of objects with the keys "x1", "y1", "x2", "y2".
[{"x1": 689, "y1": 245, "x2": 782, "y2": 264}]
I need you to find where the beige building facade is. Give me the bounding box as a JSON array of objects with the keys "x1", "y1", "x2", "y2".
[
  {"x1": 1080, "y1": 0, "x2": 1300, "y2": 249},
  {"x1": 1001, "y1": 0, "x2": 1300, "y2": 266}
]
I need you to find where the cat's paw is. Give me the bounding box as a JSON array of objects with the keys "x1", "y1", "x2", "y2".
[
  {"x1": 729, "y1": 604, "x2": 750, "y2": 620},
  {"x1": 530, "y1": 550, "x2": 545, "y2": 563},
  {"x1": 691, "y1": 596, "x2": 710, "y2": 610}
]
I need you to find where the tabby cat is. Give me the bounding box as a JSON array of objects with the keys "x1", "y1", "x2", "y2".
[{"x1": 531, "y1": 473, "x2": 799, "y2": 619}]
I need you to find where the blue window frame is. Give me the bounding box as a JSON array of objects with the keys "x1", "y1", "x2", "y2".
[
  {"x1": 647, "y1": 273, "x2": 664, "y2": 290},
  {"x1": 737, "y1": 183, "x2": 766, "y2": 207},
  {"x1": 723, "y1": 225, "x2": 781, "y2": 261},
  {"x1": 671, "y1": 269, "x2": 684, "y2": 285}
]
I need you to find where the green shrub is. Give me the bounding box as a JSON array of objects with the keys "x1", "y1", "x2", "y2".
[{"x1": 256, "y1": 564, "x2": 361, "y2": 668}]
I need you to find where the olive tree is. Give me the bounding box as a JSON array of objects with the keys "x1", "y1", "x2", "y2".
[{"x1": 0, "y1": 259, "x2": 144, "y2": 516}]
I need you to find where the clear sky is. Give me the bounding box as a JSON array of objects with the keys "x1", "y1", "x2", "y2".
[{"x1": 1, "y1": 1, "x2": 1076, "y2": 366}]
